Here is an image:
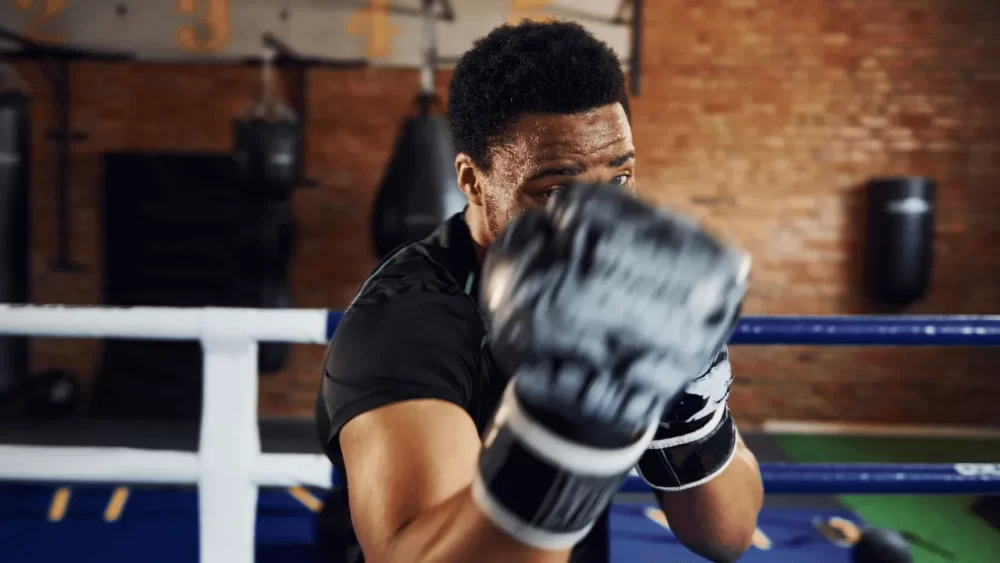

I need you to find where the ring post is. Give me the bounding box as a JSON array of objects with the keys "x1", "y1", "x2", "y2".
[{"x1": 198, "y1": 309, "x2": 261, "y2": 563}]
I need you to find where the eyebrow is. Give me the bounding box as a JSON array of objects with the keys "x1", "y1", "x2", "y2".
[
  {"x1": 609, "y1": 151, "x2": 636, "y2": 167},
  {"x1": 527, "y1": 151, "x2": 636, "y2": 182},
  {"x1": 527, "y1": 165, "x2": 584, "y2": 181}
]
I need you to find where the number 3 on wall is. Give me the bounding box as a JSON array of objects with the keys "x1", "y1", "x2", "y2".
[
  {"x1": 14, "y1": 0, "x2": 66, "y2": 44},
  {"x1": 176, "y1": 0, "x2": 231, "y2": 53}
]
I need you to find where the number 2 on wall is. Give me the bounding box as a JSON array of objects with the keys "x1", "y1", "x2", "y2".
[
  {"x1": 14, "y1": 0, "x2": 66, "y2": 44},
  {"x1": 176, "y1": 0, "x2": 231, "y2": 53}
]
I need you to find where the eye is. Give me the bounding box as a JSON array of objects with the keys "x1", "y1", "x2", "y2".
[
  {"x1": 609, "y1": 174, "x2": 629, "y2": 187},
  {"x1": 542, "y1": 185, "x2": 566, "y2": 199}
]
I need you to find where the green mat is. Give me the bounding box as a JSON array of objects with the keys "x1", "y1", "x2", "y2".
[{"x1": 775, "y1": 435, "x2": 1000, "y2": 563}]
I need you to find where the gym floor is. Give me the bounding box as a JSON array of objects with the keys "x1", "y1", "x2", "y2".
[
  {"x1": 0, "y1": 419, "x2": 997, "y2": 562},
  {"x1": 774, "y1": 433, "x2": 1000, "y2": 562}
]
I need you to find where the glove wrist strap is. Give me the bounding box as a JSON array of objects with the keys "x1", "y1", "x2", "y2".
[
  {"x1": 473, "y1": 380, "x2": 657, "y2": 550},
  {"x1": 635, "y1": 404, "x2": 738, "y2": 492}
]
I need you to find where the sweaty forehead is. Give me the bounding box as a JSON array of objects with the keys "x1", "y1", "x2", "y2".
[{"x1": 489, "y1": 104, "x2": 633, "y2": 178}]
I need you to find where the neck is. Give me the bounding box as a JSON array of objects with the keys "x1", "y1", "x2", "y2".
[{"x1": 463, "y1": 206, "x2": 490, "y2": 263}]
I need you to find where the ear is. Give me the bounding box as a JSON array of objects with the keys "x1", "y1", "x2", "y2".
[{"x1": 455, "y1": 153, "x2": 485, "y2": 206}]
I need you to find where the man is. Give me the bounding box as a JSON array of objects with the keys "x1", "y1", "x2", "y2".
[{"x1": 316, "y1": 20, "x2": 763, "y2": 563}]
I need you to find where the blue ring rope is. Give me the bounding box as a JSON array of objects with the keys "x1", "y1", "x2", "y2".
[
  {"x1": 321, "y1": 312, "x2": 1000, "y2": 494},
  {"x1": 324, "y1": 312, "x2": 1000, "y2": 346},
  {"x1": 622, "y1": 462, "x2": 1000, "y2": 494},
  {"x1": 329, "y1": 463, "x2": 1000, "y2": 495}
]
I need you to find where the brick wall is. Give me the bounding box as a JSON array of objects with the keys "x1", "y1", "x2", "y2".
[{"x1": 16, "y1": 0, "x2": 1000, "y2": 425}]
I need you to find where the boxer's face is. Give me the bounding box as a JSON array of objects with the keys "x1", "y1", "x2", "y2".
[{"x1": 458, "y1": 102, "x2": 635, "y2": 243}]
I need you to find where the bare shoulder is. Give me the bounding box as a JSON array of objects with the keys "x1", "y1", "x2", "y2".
[{"x1": 340, "y1": 399, "x2": 482, "y2": 554}]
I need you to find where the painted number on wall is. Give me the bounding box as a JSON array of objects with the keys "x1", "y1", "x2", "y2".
[
  {"x1": 176, "y1": 0, "x2": 231, "y2": 53},
  {"x1": 14, "y1": 0, "x2": 66, "y2": 44},
  {"x1": 507, "y1": 0, "x2": 553, "y2": 25},
  {"x1": 346, "y1": 0, "x2": 399, "y2": 59}
]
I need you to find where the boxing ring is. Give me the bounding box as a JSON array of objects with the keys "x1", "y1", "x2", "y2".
[{"x1": 1, "y1": 305, "x2": 999, "y2": 562}]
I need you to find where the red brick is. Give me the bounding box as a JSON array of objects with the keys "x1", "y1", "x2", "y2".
[{"x1": 15, "y1": 0, "x2": 1000, "y2": 426}]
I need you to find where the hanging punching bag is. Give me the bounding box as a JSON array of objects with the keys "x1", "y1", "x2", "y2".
[
  {"x1": 370, "y1": 0, "x2": 465, "y2": 259},
  {"x1": 371, "y1": 97, "x2": 464, "y2": 258},
  {"x1": 864, "y1": 177, "x2": 935, "y2": 305},
  {"x1": 233, "y1": 47, "x2": 301, "y2": 196}
]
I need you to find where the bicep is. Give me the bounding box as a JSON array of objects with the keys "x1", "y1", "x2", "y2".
[
  {"x1": 340, "y1": 399, "x2": 482, "y2": 557},
  {"x1": 317, "y1": 291, "x2": 482, "y2": 460}
]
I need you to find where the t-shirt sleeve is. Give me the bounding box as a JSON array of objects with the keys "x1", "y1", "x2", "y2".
[{"x1": 316, "y1": 287, "x2": 482, "y2": 466}]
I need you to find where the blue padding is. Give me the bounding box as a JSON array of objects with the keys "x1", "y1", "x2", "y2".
[
  {"x1": 610, "y1": 505, "x2": 863, "y2": 563},
  {"x1": 323, "y1": 311, "x2": 1000, "y2": 346},
  {"x1": 0, "y1": 484, "x2": 865, "y2": 563}
]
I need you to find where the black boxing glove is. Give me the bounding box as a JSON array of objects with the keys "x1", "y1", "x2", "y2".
[
  {"x1": 636, "y1": 346, "x2": 741, "y2": 491},
  {"x1": 471, "y1": 184, "x2": 750, "y2": 549}
]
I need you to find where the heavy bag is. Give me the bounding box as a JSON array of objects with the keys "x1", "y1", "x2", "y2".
[
  {"x1": 0, "y1": 87, "x2": 29, "y2": 398},
  {"x1": 232, "y1": 114, "x2": 301, "y2": 193},
  {"x1": 371, "y1": 113, "x2": 466, "y2": 259},
  {"x1": 864, "y1": 177, "x2": 934, "y2": 305}
]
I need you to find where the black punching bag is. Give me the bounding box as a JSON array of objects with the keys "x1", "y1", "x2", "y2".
[
  {"x1": 864, "y1": 177, "x2": 934, "y2": 305},
  {"x1": 0, "y1": 70, "x2": 30, "y2": 398},
  {"x1": 370, "y1": 96, "x2": 465, "y2": 259},
  {"x1": 370, "y1": 1, "x2": 465, "y2": 259},
  {"x1": 233, "y1": 47, "x2": 301, "y2": 196}
]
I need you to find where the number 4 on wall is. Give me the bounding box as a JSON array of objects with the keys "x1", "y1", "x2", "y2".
[
  {"x1": 176, "y1": 0, "x2": 231, "y2": 53},
  {"x1": 346, "y1": 0, "x2": 399, "y2": 59}
]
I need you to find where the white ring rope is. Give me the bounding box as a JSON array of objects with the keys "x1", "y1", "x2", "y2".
[
  {"x1": 0, "y1": 445, "x2": 334, "y2": 487},
  {"x1": 0, "y1": 305, "x2": 330, "y2": 343},
  {"x1": 0, "y1": 305, "x2": 334, "y2": 563}
]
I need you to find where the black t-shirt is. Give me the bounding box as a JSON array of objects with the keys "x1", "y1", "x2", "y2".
[
  {"x1": 316, "y1": 212, "x2": 734, "y2": 563},
  {"x1": 316, "y1": 212, "x2": 611, "y2": 562}
]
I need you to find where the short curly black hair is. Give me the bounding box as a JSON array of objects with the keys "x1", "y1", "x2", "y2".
[{"x1": 448, "y1": 20, "x2": 630, "y2": 170}]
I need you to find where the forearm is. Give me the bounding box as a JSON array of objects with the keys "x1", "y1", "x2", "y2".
[
  {"x1": 370, "y1": 379, "x2": 641, "y2": 563},
  {"x1": 654, "y1": 440, "x2": 763, "y2": 562},
  {"x1": 381, "y1": 486, "x2": 571, "y2": 563}
]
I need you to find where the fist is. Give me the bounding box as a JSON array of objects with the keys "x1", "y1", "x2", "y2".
[{"x1": 480, "y1": 184, "x2": 749, "y2": 439}]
